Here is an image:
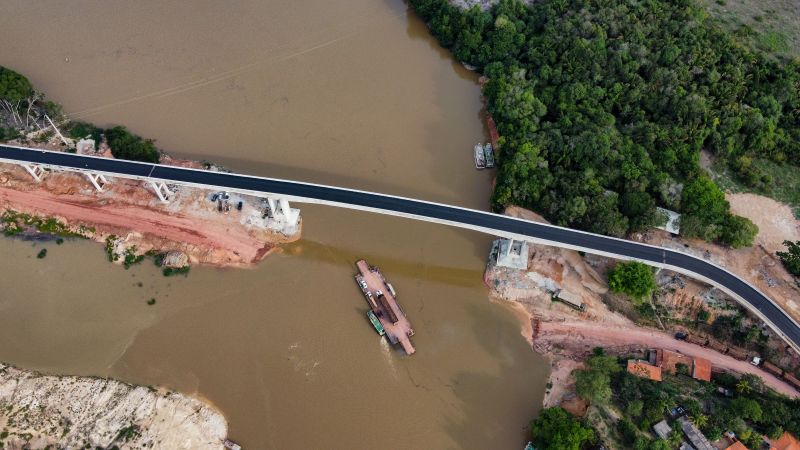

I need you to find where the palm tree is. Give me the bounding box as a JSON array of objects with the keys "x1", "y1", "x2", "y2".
[
  {"x1": 691, "y1": 414, "x2": 708, "y2": 429},
  {"x1": 737, "y1": 379, "x2": 752, "y2": 394}
]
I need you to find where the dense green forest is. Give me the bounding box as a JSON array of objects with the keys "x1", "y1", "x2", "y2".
[{"x1": 410, "y1": 0, "x2": 800, "y2": 247}]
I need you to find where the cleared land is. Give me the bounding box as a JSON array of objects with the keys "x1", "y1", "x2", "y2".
[{"x1": 702, "y1": 0, "x2": 800, "y2": 57}]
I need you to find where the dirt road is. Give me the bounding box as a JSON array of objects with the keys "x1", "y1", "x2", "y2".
[{"x1": 538, "y1": 320, "x2": 799, "y2": 397}]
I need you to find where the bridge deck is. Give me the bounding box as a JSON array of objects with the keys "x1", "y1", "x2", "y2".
[{"x1": 1, "y1": 144, "x2": 799, "y2": 353}]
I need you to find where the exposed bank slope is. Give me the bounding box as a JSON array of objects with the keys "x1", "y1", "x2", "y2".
[{"x1": 0, "y1": 363, "x2": 226, "y2": 449}]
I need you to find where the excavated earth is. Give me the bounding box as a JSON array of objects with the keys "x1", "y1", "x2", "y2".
[
  {"x1": 0, "y1": 144, "x2": 301, "y2": 268},
  {"x1": 485, "y1": 205, "x2": 800, "y2": 409}
]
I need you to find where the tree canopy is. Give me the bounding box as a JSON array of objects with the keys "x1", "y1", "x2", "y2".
[
  {"x1": 607, "y1": 261, "x2": 657, "y2": 300},
  {"x1": 777, "y1": 240, "x2": 800, "y2": 276},
  {"x1": 104, "y1": 126, "x2": 160, "y2": 163},
  {"x1": 0, "y1": 66, "x2": 33, "y2": 103},
  {"x1": 407, "y1": 0, "x2": 796, "y2": 247},
  {"x1": 575, "y1": 353, "x2": 621, "y2": 405},
  {"x1": 530, "y1": 407, "x2": 595, "y2": 450}
]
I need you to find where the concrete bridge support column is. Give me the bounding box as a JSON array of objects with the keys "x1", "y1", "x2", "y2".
[
  {"x1": 265, "y1": 197, "x2": 277, "y2": 216},
  {"x1": 22, "y1": 163, "x2": 47, "y2": 182},
  {"x1": 148, "y1": 181, "x2": 172, "y2": 203},
  {"x1": 84, "y1": 172, "x2": 108, "y2": 191},
  {"x1": 278, "y1": 198, "x2": 300, "y2": 225},
  {"x1": 506, "y1": 238, "x2": 516, "y2": 257}
]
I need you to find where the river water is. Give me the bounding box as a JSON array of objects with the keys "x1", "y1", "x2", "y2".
[{"x1": 0, "y1": 1, "x2": 547, "y2": 448}]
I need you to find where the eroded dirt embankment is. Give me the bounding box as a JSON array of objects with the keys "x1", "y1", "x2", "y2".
[
  {"x1": 0, "y1": 363, "x2": 227, "y2": 449},
  {"x1": 486, "y1": 205, "x2": 800, "y2": 408},
  {"x1": 0, "y1": 150, "x2": 301, "y2": 268}
]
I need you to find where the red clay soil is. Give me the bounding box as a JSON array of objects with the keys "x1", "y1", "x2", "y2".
[{"x1": 0, "y1": 186, "x2": 270, "y2": 265}]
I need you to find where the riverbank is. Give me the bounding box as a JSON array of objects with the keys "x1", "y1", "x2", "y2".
[
  {"x1": 0, "y1": 145, "x2": 301, "y2": 269},
  {"x1": 485, "y1": 205, "x2": 800, "y2": 409},
  {"x1": 0, "y1": 363, "x2": 227, "y2": 449}
]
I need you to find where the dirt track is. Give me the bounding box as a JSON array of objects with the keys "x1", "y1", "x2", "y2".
[
  {"x1": 0, "y1": 187, "x2": 267, "y2": 263},
  {"x1": 537, "y1": 320, "x2": 799, "y2": 397}
]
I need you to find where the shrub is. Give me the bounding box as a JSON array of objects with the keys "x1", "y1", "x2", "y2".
[
  {"x1": 530, "y1": 407, "x2": 594, "y2": 450},
  {"x1": 66, "y1": 121, "x2": 102, "y2": 147},
  {"x1": 105, "y1": 126, "x2": 160, "y2": 163},
  {"x1": 607, "y1": 261, "x2": 657, "y2": 300},
  {"x1": 36, "y1": 248, "x2": 47, "y2": 259},
  {"x1": 719, "y1": 214, "x2": 758, "y2": 248},
  {"x1": 162, "y1": 266, "x2": 190, "y2": 277},
  {"x1": 617, "y1": 419, "x2": 638, "y2": 445},
  {"x1": 777, "y1": 240, "x2": 800, "y2": 276}
]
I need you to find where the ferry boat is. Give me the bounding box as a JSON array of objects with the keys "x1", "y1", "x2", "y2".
[
  {"x1": 474, "y1": 143, "x2": 486, "y2": 169},
  {"x1": 367, "y1": 310, "x2": 385, "y2": 335},
  {"x1": 484, "y1": 143, "x2": 495, "y2": 168},
  {"x1": 354, "y1": 260, "x2": 416, "y2": 355}
]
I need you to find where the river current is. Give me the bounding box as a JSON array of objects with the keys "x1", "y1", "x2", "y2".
[{"x1": 0, "y1": 1, "x2": 547, "y2": 448}]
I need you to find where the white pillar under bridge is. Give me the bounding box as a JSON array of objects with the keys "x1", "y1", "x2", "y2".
[
  {"x1": 84, "y1": 172, "x2": 108, "y2": 191},
  {"x1": 148, "y1": 181, "x2": 172, "y2": 203},
  {"x1": 22, "y1": 163, "x2": 47, "y2": 182},
  {"x1": 265, "y1": 197, "x2": 300, "y2": 225}
]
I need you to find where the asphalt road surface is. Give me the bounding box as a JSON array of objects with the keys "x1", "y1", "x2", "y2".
[{"x1": 2, "y1": 144, "x2": 799, "y2": 351}]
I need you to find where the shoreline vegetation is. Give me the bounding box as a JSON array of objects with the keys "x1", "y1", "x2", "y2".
[
  {"x1": 411, "y1": 0, "x2": 800, "y2": 250},
  {"x1": 0, "y1": 67, "x2": 276, "y2": 449},
  {"x1": 406, "y1": 0, "x2": 800, "y2": 446},
  {"x1": 0, "y1": 65, "x2": 302, "y2": 273}
]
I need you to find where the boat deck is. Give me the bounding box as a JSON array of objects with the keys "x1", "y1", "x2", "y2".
[{"x1": 355, "y1": 260, "x2": 415, "y2": 355}]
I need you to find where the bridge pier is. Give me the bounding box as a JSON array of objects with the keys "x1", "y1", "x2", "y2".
[
  {"x1": 278, "y1": 198, "x2": 300, "y2": 225},
  {"x1": 148, "y1": 181, "x2": 172, "y2": 203},
  {"x1": 264, "y1": 197, "x2": 299, "y2": 225},
  {"x1": 84, "y1": 172, "x2": 108, "y2": 191},
  {"x1": 22, "y1": 163, "x2": 47, "y2": 182}
]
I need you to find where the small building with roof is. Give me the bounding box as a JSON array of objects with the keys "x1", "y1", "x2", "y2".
[
  {"x1": 722, "y1": 441, "x2": 749, "y2": 450},
  {"x1": 627, "y1": 360, "x2": 662, "y2": 381},
  {"x1": 656, "y1": 207, "x2": 681, "y2": 235},
  {"x1": 770, "y1": 431, "x2": 800, "y2": 450},
  {"x1": 678, "y1": 416, "x2": 717, "y2": 450},
  {"x1": 650, "y1": 349, "x2": 712, "y2": 382},
  {"x1": 692, "y1": 357, "x2": 711, "y2": 382},
  {"x1": 678, "y1": 416, "x2": 714, "y2": 450},
  {"x1": 653, "y1": 420, "x2": 672, "y2": 440}
]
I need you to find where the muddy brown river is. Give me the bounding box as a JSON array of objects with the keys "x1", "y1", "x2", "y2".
[{"x1": 0, "y1": 1, "x2": 548, "y2": 448}]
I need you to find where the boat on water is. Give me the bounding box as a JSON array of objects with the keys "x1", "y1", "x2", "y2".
[
  {"x1": 484, "y1": 143, "x2": 495, "y2": 168},
  {"x1": 367, "y1": 310, "x2": 385, "y2": 335},
  {"x1": 474, "y1": 143, "x2": 486, "y2": 169},
  {"x1": 353, "y1": 259, "x2": 416, "y2": 355}
]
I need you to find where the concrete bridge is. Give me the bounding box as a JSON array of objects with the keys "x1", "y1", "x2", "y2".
[{"x1": 1, "y1": 143, "x2": 799, "y2": 354}]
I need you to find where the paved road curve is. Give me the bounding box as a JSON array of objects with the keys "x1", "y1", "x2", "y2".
[{"x1": 2, "y1": 144, "x2": 799, "y2": 352}]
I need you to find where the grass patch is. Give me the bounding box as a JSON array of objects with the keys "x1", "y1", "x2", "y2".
[
  {"x1": 757, "y1": 30, "x2": 789, "y2": 53},
  {"x1": 703, "y1": 0, "x2": 800, "y2": 57},
  {"x1": 710, "y1": 157, "x2": 800, "y2": 217},
  {"x1": 1, "y1": 210, "x2": 87, "y2": 238}
]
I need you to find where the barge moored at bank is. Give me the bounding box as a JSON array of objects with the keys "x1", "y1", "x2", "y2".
[{"x1": 354, "y1": 260, "x2": 415, "y2": 355}]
